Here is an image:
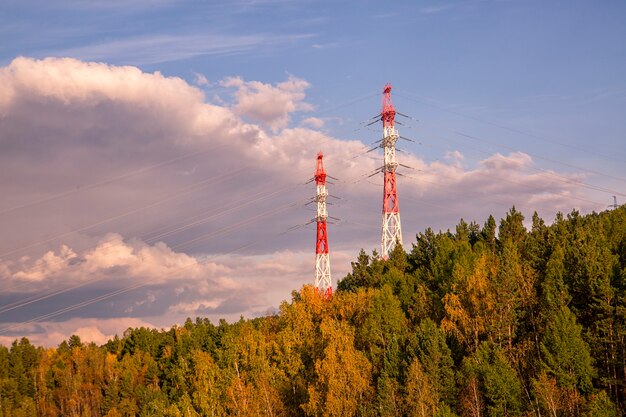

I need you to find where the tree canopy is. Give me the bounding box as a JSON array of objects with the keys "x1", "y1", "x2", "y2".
[{"x1": 1, "y1": 205, "x2": 625, "y2": 417}]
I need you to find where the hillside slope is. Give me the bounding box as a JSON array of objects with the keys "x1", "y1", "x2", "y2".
[{"x1": 1, "y1": 206, "x2": 625, "y2": 417}]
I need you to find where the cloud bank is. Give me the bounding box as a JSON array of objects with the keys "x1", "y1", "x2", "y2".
[{"x1": 0, "y1": 57, "x2": 597, "y2": 346}]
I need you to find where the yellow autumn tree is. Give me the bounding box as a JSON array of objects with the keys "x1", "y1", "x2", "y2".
[
  {"x1": 441, "y1": 252, "x2": 497, "y2": 352},
  {"x1": 405, "y1": 358, "x2": 438, "y2": 417},
  {"x1": 221, "y1": 321, "x2": 285, "y2": 417},
  {"x1": 303, "y1": 318, "x2": 372, "y2": 417},
  {"x1": 190, "y1": 350, "x2": 225, "y2": 416}
]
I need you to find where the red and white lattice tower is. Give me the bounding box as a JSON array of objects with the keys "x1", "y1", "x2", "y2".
[
  {"x1": 314, "y1": 152, "x2": 332, "y2": 297},
  {"x1": 380, "y1": 83, "x2": 403, "y2": 258}
]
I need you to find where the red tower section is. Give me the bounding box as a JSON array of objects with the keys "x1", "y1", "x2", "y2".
[
  {"x1": 383, "y1": 174, "x2": 399, "y2": 213},
  {"x1": 380, "y1": 83, "x2": 403, "y2": 258},
  {"x1": 314, "y1": 152, "x2": 332, "y2": 297},
  {"x1": 315, "y1": 153, "x2": 329, "y2": 255},
  {"x1": 382, "y1": 83, "x2": 396, "y2": 129},
  {"x1": 382, "y1": 83, "x2": 399, "y2": 214}
]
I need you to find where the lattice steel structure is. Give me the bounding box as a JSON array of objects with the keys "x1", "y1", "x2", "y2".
[
  {"x1": 314, "y1": 152, "x2": 332, "y2": 297},
  {"x1": 380, "y1": 83, "x2": 403, "y2": 258}
]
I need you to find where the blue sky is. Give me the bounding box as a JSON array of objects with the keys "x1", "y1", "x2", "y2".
[
  {"x1": 5, "y1": 0, "x2": 625, "y2": 183},
  {"x1": 0, "y1": 0, "x2": 625, "y2": 345}
]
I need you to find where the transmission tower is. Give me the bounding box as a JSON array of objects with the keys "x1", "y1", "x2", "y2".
[
  {"x1": 380, "y1": 83, "x2": 403, "y2": 258},
  {"x1": 314, "y1": 152, "x2": 332, "y2": 297}
]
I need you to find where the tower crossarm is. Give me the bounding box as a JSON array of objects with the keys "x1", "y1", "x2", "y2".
[
  {"x1": 380, "y1": 126, "x2": 399, "y2": 173},
  {"x1": 316, "y1": 186, "x2": 328, "y2": 221}
]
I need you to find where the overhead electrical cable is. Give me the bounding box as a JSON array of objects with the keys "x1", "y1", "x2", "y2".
[
  {"x1": 0, "y1": 167, "x2": 251, "y2": 260},
  {"x1": 143, "y1": 183, "x2": 302, "y2": 244},
  {"x1": 0, "y1": 199, "x2": 312, "y2": 335},
  {"x1": 453, "y1": 131, "x2": 626, "y2": 184},
  {"x1": 0, "y1": 184, "x2": 306, "y2": 314},
  {"x1": 396, "y1": 91, "x2": 626, "y2": 165},
  {"x1": 0, "y1": 143, "x2": 230, "y2": 216}
]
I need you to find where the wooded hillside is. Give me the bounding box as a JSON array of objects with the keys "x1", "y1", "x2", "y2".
[{"x1": 1, "y1": 206, "x2": 625, "y2": 417}]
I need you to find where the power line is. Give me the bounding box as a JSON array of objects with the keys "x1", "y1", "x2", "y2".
[
  {"x1": 392, "y1": 94, "x2": 626, "y2": 198},
  {"x1": 172, "y1": 197, "x2": 308, "y2": 252},
  {"x1": 0, "y1": 143, "x2": 229, "y2": 217},
  {"x1": 345, "y1": 129, "x2": 613, "y2": 206},
  {"x1": 400, "y1": 172, "x2": 603, "y2": 215},
  {"x1": 430, "y1": 129, "x2": 626, "y2": 198},
  {"x1": 396, "y1": 91, "x2": 626, "y2": 165},
  {"x1": 454, "y1": 130, "x2": 626, "y2": 185},
  {"x1": 347, "y1": 97, "x2": 625, "y2": 200},
  {"x1": 308, "y1": 91, "x2": 379, "y2": 118},
  {"x1": 143, "y1": 183, "x2": 302, "y2": 244},
  {"x1": 0, "y1": 194, "x2": 308, "y2": 323},
  {"x1": 0, "y1": 184, "x2": 307, "y2": 315},
  {"x1": 383, "y1": 112, "x2": 626, "y2": 199},
  {"x1": 0, "y1": 167, "x2": 251, "y2": 261},
  {"x1": 2, "y1": 87, "x2": 623, "y2": 337},
  {"x1": 0, "y1": 205, "x2": 311, "y2": 336}
]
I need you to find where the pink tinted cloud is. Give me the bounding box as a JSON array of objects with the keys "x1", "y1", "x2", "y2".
[
  {"x1": 301, "y1": 117, "x2": 325, "y2": 129},
  {"x1": 0, "y1": 317, "x2": 157, "y2": 347},
  {"x1": 0, "y1": 56, "x2": 201, "y2": 111},
  {"x1": 3, "y1": 233, "x2": 232, "y2": 289},
  {"x1": 221, "y1": 75, "x2": 313, "y2": 131},
  {"x1": 0, "y1": 57, "x2": 604, "y2": 346},
  {"x1": 0, "y1": 236, "x2": 345, "y2": 346}
]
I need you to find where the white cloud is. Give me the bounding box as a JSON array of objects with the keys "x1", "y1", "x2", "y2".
[
  {"x1": 4, "y1": 233, "x2": 232, "y2": 288},
  {"x1": 311, "y1": 42, "x2": 339, "y2": 49},
  {"x1": 481, "y1": 151, "x2": 533, "y2": 171},
  {"x1": 0, "y1": 56, "x2": 202, "y2": 110},
  {"x1": 193, "y1": 72, "x2": 211, "y2": 87},
  {"x1": 301, "y1": 116, "x2": 325, "y2": 129},
  {"x1": 73, "y1": 326, "x2": 109, "y2": 345},
  {"x1": 13, "y1": 245, "x2": 76, "y2": 282},
  {"x1": 0, "y1": 237, "x2": 341, "y2": 346},
  {"x1": 221, "y1": 75, "x2": 313, "y2": 131},
  {"x1": 444, "y1": 149, "x2": 464, "y2": 162}
]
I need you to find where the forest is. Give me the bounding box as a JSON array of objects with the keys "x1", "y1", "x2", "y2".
[{"x1": 1, "y1": 205, "x2": 625, "y2": 417}]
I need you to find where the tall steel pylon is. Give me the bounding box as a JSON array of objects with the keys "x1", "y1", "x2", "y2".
[
  {"x1": 380, "y1": 83, "x2": 403, "y2": 258},
  {"x1": 314, "y1": 152, "x2": 332, "y2": 297}
]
